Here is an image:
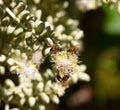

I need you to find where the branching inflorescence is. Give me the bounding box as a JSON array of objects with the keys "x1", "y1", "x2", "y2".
[{"x1": 0, "y1": 0, "x2": 90, "y2": 110}]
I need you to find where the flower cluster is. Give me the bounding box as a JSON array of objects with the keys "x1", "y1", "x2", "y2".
[
  {"x1": 50, "y1": 47, "x2": 90, "y2": 84},
  {"x1": 0, "y1": 0, "x2": 90, "y2": 110}
]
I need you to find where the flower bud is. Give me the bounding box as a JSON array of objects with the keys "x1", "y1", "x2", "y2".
[
  {"x1": 28, "y1": 97, "x2": 36, "y2": 107},
  {"x1": 39, "y1": 93, "x2": 50, "y2": 104},
  {"x1": 50, "y1": 94, "x2": 59, "y2": 104}
]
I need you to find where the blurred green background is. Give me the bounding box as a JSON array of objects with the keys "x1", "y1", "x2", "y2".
[{"x1": 46, "y1": 2, "x2": 120, "y2": 110}]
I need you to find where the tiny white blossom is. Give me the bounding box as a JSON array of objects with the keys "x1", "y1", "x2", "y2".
[
  {"x1": 17, "y1": 56, "x2": 40, "y2": 79},
  {"x1": 52, "y1": 82, "x2": 67, "y2": 96},
  {"x1": 51, "y1": 50, "x2": 78, "y2": 75},
  {"x1": 31, "y1": 50, "x2": 44, "y2": 67}
]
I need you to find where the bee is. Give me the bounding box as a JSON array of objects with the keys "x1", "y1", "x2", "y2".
[
  {"x1": 67, "y1": 46, "x2": 79, "y2": 54},
  {"x1": 56, "y1": 74, "x2": 70, "y2": 82},
  {"x1": 50, "y1": 45, "x2": 62, "y2": 53},
  {"x1": 56, "y1": 74, "x2": 70, "y2": 87}
]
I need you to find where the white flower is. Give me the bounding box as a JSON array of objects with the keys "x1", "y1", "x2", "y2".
[
  {"x1": 31, "y1": 50, "x2": 44, "y2": 67},
  {"x1": 8, "y1": 51, "x2": 40, "y2": 79},
  {"x1": 51, "y1": 50, "x2": 78, "y2": 76},
  {"x1": 52, "y1": 82, "x2": 66, "y2": 96},
  {"x1": 17, "y1": 55, "x2": 41, "y2": 79}
]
